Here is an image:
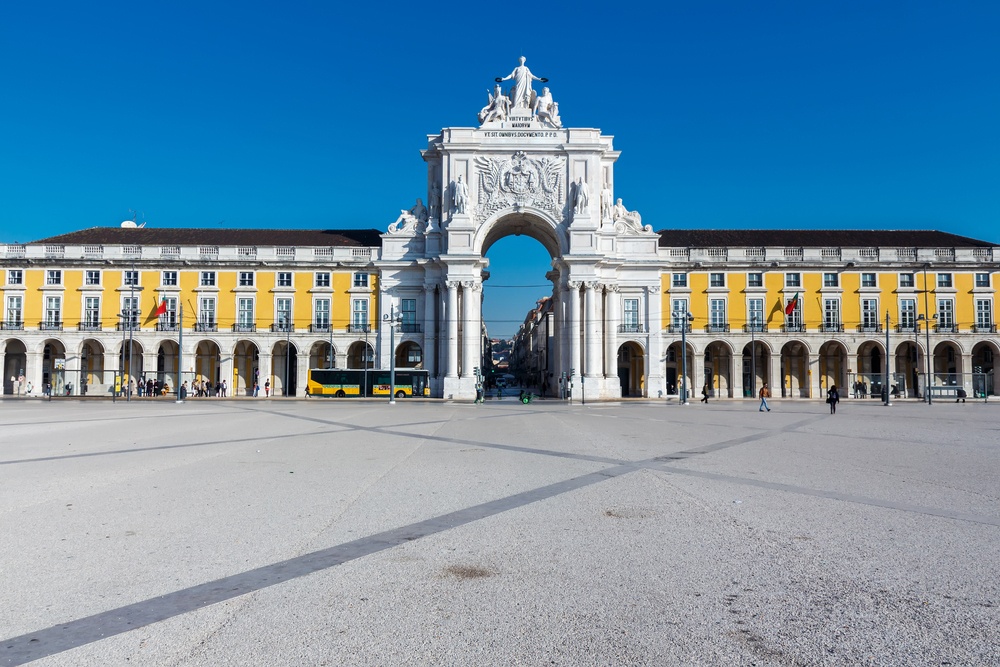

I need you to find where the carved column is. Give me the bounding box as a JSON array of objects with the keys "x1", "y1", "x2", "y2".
[
  {"x1": 646, "y1": 285, "x2": 663, "y2": 397},
  {"x1": 550, "y1": 278, "x2": 563, "y2": 383},
  {"x1": 446, "y1": 281, "x2": 459, "y2": 378},
  {"x1": 461, "y1": 281, "x2": 482, "y2": 378},
  {"x1": 691, "y1": 345, "x2": 704, "y2": 401},
  {"x1": 604, "y1": 285, "x2": 619, "y2": 378},
  {"x1": 423, "y1": 283, "x2": 437, "y2": 378},
  {"x1": 568, "y1": 281, "x2": 582, "y2": 379},
  {"x1": 584, "y1": 282, "x2": 601, "y2": 377}
]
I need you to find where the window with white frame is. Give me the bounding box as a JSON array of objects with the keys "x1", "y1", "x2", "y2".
[
  {"x1": 975, "y1": 273, "x2": 991, "y2": 288},
  {"x1": 46, "y1": 270, "x2": 62, "y2": 285},
  {"x1": 899, "y1": 273, "x2": 915, "y2": 288},
  {"x1": 824, "y1": 299, "x2": 841, "y2": 329},
  {"x1": 239, "y1": 271, "x2": 255, "y2": 287},
  {"x1": 314, "y1": 299, "x2": 330, "y2": 327},
  {"x1": 276, "y1": 298, "x2": 292, "y2": 327},
  {"x1": 162, "y1": 271, "x2": 178, "y2": 286},
  {"x1": 671, "y1": 298, "x2": 689, "y2": 329},
  {"x1": 709, "y1": 299, "x2": 727, "y2": 329},
  {"x1": 976, "y1": 299, "x2": 992, "y2": 329},
  {"x1": 6, "y1": 295, "x2": 22, "y2": 324},
  {"x1": 84, "y1": 297, "x2": 101, "y2": 327},
  {"x1": 823, "y1": 273, "x2": 839, "y2": 288},
  {"x1": 85, "y1": 270, "x2": 100, "y2": 286},
  {"x1": 623, "y1": 298, "x2": 639, "y2": 331},
  {"x1": 785, "y1": 300, "x2": 802, "y2": 329},
  {"x1": 937, "y1": 298, "x2": 954, "y2": 328},
  {"x1": 123, "y1": 270, "x2": 139, "y2": 287},
  {"x1": 277, "y1": 272, "x2": 293, "y2": 288},
  {"x1": 709, "y1": 273, "x2": 725, "y2": 288},
  {"x1": 672, "y1": 273, "x2": 687, "y2": 288},
  {"x1": 315, "y1": 272, "x2": 331, "y2": 288},
  {"x1": 352, "y1": 299, "x2": 368, "y2": 328},
  {"x1": 160, "y1": 297, "x2": 178, "y2": 328},
  {"x1": 747, "y1": 298, "x2": 764, "y2": 330},
  {"x1": 785, "y1": 273, "x2": 801, "y2": 288},
  {"x1": 747, "y1": 273, "x2": 763, "y2": 288},
  {"x1": 122, "y1": 296, "x2": 138, "y2": 328},
  {"x1": 353, "y1": 272, "x2": 369, "y2": 288},
  {"x1": 861, "y1": 273, "x2": 877, "y2": 288},
  {"x1": 237, "y1": 298, "x2": 255, "y2": 327},
  {"x1": 401, "y1": 298, "x2": 417, "y2": 331},
  {"x1": 861, "y1": 299, "x2": 879, "y2": 329},
  {"x1": 900, "y1": 299, "x2": 916, "y2": 329},
  {"x1": 200, "y1": 271, "x2": 216, "y2": 287},
  {"x1": 937, "y1": 273, "x2": 953, "y2": 288},
  {"x1": 199, "y1": 297, "x2": 216, "y2": 326},
  {"x1": 7, "y1": 270, "x2": 23, "y2": 285},
  {"x1": 45, "y1": 296, "x2": 62, "y2": 325}
]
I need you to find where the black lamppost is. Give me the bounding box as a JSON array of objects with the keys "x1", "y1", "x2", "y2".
[
  {"x1": 384, "y1": 305, "x2": 401, "y2": 404},
  {"x1": 884, "y1": 311, "x2": 892, "y2": 407},
  {"x1": 673, "y1": 309, "x2": 694, "y2": 405},
  {"x1": 749, "y1": 313, "x2": 758, "y2": 399}
]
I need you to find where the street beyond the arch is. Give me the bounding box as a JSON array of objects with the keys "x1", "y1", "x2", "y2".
[{"x1": 2, "y1": 397, "x2": 998, "y2": 666}]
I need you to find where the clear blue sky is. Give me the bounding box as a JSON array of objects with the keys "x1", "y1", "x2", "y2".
[{"x1": 2, "y1": 1, "x2": 998, "y2": 338}]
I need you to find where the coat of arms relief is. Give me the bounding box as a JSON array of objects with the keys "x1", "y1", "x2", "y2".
[{"x1": 473, "y1": 151, "x2": 566, "y2": 223}]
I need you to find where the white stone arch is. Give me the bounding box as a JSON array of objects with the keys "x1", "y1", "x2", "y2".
[{"x1": 474, "y1": 206, "x2": 567, "y2": 259}]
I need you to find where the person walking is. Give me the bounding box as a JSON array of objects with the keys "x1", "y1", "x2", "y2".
[
  {"x1": 758, "y1": 383, "x2": 771, "y2": 412},
  {"x1": 701, "y1": 383, "x2": 709, "y2": 403},
  {"x1": 827, "y1": 384, "x2": 840, "y2": 414},
  {"x1": 264, "y1": 379, "x2": 271, "y2": 397}
]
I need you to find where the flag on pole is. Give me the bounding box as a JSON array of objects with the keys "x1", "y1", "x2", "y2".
[
  {"x1": 784, "y1": 293, "x2": 799, "y2": 316},
  {"x1": 154, "y1": 298, "x2": 168, "y2": 317}
]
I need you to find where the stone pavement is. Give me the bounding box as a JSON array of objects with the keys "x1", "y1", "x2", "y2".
[{"x1": 1, "y1": 397, "x2": 998, "y2": 666}]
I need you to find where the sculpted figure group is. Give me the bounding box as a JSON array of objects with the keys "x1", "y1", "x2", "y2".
[
  {"x1": 479, "y1": 56, "x2": 561, "y2": 127},
  {"x1": 388, "y1": 198, "x2": 428, "y2": 234}
]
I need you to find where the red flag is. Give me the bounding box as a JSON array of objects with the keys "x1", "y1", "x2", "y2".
[
  {"x1": 154, "y1": 298, "x2": 168, "y2": 317},
  {"x1": 784, "y1": 293, "x2": 799, "y2": 316}
]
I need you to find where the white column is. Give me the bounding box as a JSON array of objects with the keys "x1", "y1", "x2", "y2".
[
  {"x1": 423, "y1": 284, "x2": 437, "y2": 377},
  {"x1": 604, "y1": 285, "x2": 619, "y2": 377},
  {"x1": 769, "y1": 351, "x2": 781, "y2": 398},
  {"x1": 446, "y1": 281, "x2": 459, "y2": 378},
  {"x1": 646, "y1": 285, "x2": 663, "y2": 397},
  {"x1": 568, "y1": 281, "x2": 581, "y2": 379},
  {"x1": 584, "y1": 282, "x2": 601, "y2": 378},
  {"x1": 551, "y1": 281, "x2": 563, "y2": 380},
  {"x1": 295, "y1": 344, "x2": 309, "y2": 397},
  {"x1": 462, "y1": 281, "x2": 482, "y2": 377},
  {"x1": 26, "y1": 351, "x2": 43, "y2": 391},
  {"x1": 257, "y1": 352, "x2": 272, "y2": 398},
  {"x1": 691, "y1": 345, "x2": 705, "y2": 399}
]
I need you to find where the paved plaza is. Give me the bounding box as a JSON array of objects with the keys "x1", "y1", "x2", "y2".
[{"x1": 1, "y1": 396, "x2": 998, "y2": 666}]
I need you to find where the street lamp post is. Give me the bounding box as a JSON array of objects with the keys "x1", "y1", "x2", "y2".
[
  {"x1": 922, "y1": 264, "x2": 934, "y2": 405},
  {"x1": 284, "y1": 315, "x2": 291, "y2": 397},
  {"x1": 384, "y1": 306, "x2": 401, "y2": 404},
  {"x1": 750, "y1": 314, "x2": 757, "y2": 400},
  {"x1": 884, "y1": 311, "x2": 891, "y2": 407},
  {"x1": 673, "y1": 310, "x2": 694, "y2": 405}
]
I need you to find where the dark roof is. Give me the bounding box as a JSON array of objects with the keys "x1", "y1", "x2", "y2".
[
  {"x1": 29, "y1": 227, "x2": 384, "y2": 247},
  {"x1": 657, "y1": 229, "x2": 995, "y2": 248}
]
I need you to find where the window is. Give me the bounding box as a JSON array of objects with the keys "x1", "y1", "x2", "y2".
[
  {"x1": 277, "y1": 272, "x2": 293, "y2": 288},
  {"x1": 824, "y1": 299, "x2": 841, "y2": 329},
  {"x1": 671, "y1": 298, "x2": 689, "y2": 330},
  {"x1": 124, "y1": 270, "x2": 139, "y2": 287},
  {"x1": 899, "y1": 273, "x2": 915, "y2": 288},
  {"x1": 401, "y1": 298, "x2": 417, "y2": 331},
  {"x1": 747, "y1": 298, "x2": 764, "y2": 330},
  {"x1": 353, "y1": 272, "x2": 369, "y2": 288},
  {"x1": 237, "y1": 298, "x2": 255, "y2": 327},
  {"x1": 85, "y1": 270, "x2": 100, "y2": 286},
  {"x1": 199, "y1": 297, "x2": 216, "y2": 326},
  {"x1": 623, "y1": 298, "x2": 640, "y2": 331},
  {"x1": 785, "y1": 300, "x2": 802, "y2": 329},
  {"x1": 861, "y1": 299, "x2": 879, "y2": 329},
  {"x1": 314, "y1": 299, "x2": 330, "y2": 327},
  {"x1": 200, "y1": 271, "x2": 216, "y2": 287},
  {"x1": 747, "y1": 273, "x2": 763, "y2": 288},
  {"x1": 976, "y1": 299, "x2": 992, "y2": 329},
  {"x1": 709, "y1": 299, "x2": 727, "y2": 329},
  {"x1": 6, "y1": 296, "x2": 22, "y2": 324},
  {"x1": 823, "y1": 273, "x2": 839, "y2": 288},
  {"x1": 861, "y1": 273, "x2": 877, "y2": 288},
  {"x1": 976, "y1": 273, "x2": 991, "y2": 288},
  {"x1": 276, "y1": 297, "x2": 292, "y2": 327},
  {"x1": 7, "y1": 270, "x2": 23, "y2": 285},
  {"x1": 160, "y1": 297, "x2": 178, "y2": 328},
  {"x1": 900, "y1": 299, "x2": 916, "y2": 329},
  {"x1": 672, "y1": 273, "x2": 687, "y2": 288},
  {"x1": 937, "y1": 273, "x2": 953, "y2": 288},
  {"x1": 162, "y1": 271, "x2": 178, "y2": 286},
  {"x1": 45, "y1": 296, "x2": 62, "y2": 325},
  {"x1": 315, "y1": 272, "x2": 331, "y2": 288},
  {"x1": 84, "y1": 297, "x2": 101, "y2": 327},
  {"x1": 937, "y1": 299, "x2": 954, "y2": 328},
  {"x1": 352, "y1": 299, "x2": 368, "y2": 327},
  {"x1": 47, "y1": 270, "x2": 62, "y2": 285},
  {"x1": 122, "y1": 296, "x2": 138, "y2": 328},
  {"x1": 709, "y1": 273, "x2": 725, "y2": 288},
  {"x1": 238, "y1": 272, "x2": 255, "y2": 287},
  {"x1": 785, "y1": 273, "x2": 801, "y2": 288}
]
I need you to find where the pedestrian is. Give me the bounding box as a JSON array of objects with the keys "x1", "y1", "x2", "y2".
[
  {"x1": 475, "y1": 382, "x2": 484, "y2": 404},
  {"x1": 701, "y1": 383, "x2": 709, "y2": 403},
  {"x1": 179, "y1": 381, "x2": 188, "y2": 401},
  {"x1": 137, "y1": 379, "x2": 144, "y2": 397},
  {"x1": 758, "y1": 383, "x2": 771, "y2": 412},
  {"x1": 956, "y1": 388, "x2": 967, "y2": 403},
  {"x1": 826, "y1": 384, "x2": 840, "y2": 414},
  {"x1": 221, "y1": 380, "x2": 227, "y2": 397},
  {"x1": 253, "y1": 382, "x2": 260, "y2": 397},
  {"x1": 264, "y1": 379, "x2": 270, "y2": 397}
]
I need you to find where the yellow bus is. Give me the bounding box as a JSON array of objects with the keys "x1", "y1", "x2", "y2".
[{"x1": 305, "y1": 368, "x2": 430, "y2": 398}]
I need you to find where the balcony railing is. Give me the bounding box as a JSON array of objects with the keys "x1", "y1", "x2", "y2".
[
  {"x1": 935, "y1": 324, "x2": 958, "y2": 333},
  {"x1": 706, "y1": 323, "x2": 730, "y2": 333},
  {"x1": 972, "y1": 324, "x2": 997, "y2": 334},
  {"x1": 40, "y1": 321, "x2": 63, "y2": 331},
  {"x1": 156, "y1": 322, "x2": 180, "y2": 332},
  {"x1": 781, "y1": 324, "x2": 806, "y2": 333},
  {"x1": 195, "y1": 322, "x2": 218, "y2": 332},
  {"x1": 116, "y1": 322, "x2": 140, "y2": 332},
  {"x1": 78, "y1": 322, "x2": 103, "y2": 332},
  {"x1": 401, "y1": 323, "x2": 423, "y2": 333},
  {"x1": 348, "y1": 323, "x2": 371, "y2": 333},
  {"x1": 1, "y1": 321, "x2": 24, "y2": 330},
  {"x1": 233, "y1": 323, "x2": 256, "y2": 333},
  {"x1": 743, "y1": 324, "x2": 768, "y2": 333},
  {"x1": 667, "y1": 323, "x2": 691, "y2": 334},
  {"x1": 310, "y1": 323, "x2": 332, "y2": 333},
  {"x1": 821, "y1": 323, "x2": 844, "y2": 333},
  {"x1": 618, "y1": 324, "x2": 647, "y2": 334},
  {"x1": 270, "y1": 322, "x2": 293, "y2": 333},
  {"x1": 857, "y1": 324, "x2": 883, "y2": 334},
  {"x1": 895, "y1": 324, "x2": 918, "y2": 334}
]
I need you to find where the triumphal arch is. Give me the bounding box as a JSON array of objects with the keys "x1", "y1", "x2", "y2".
[{"x1": 379, "y1": 57, "x2": 659, "y2": 400}]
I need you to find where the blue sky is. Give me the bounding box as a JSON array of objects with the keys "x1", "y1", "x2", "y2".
[{"x1": 2, "y1": 1, "x2": 998, "y2": 337}]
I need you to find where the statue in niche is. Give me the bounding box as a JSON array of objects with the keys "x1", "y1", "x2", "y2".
[
  {"x1": 573, "y1": 177, "x2": 589, "y2": 214},
  {"x1": 533, "y1": 87, "x2": 561, "y2": 128},
  {"x1": 612, "y1": 198, "x2": 652, "y2": 234},
  {"x1": 496, "y1": 56, "x2": 548, "y2": 110},
  {"x1": 600, "y1": 181, "x2": 613, "y2": 220},
  {"x1": 388, "y1": 198, "x2": 428, "y2": 234},
  {"x1": 452, "y1": 175, "x2": 469, "y2": 214},
  {"x1": 429, "y1": 180, "x2": 441, "y2": 219},
  {"x1": 478, "y1": 83, "x2": 512, "y2": 124}
]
